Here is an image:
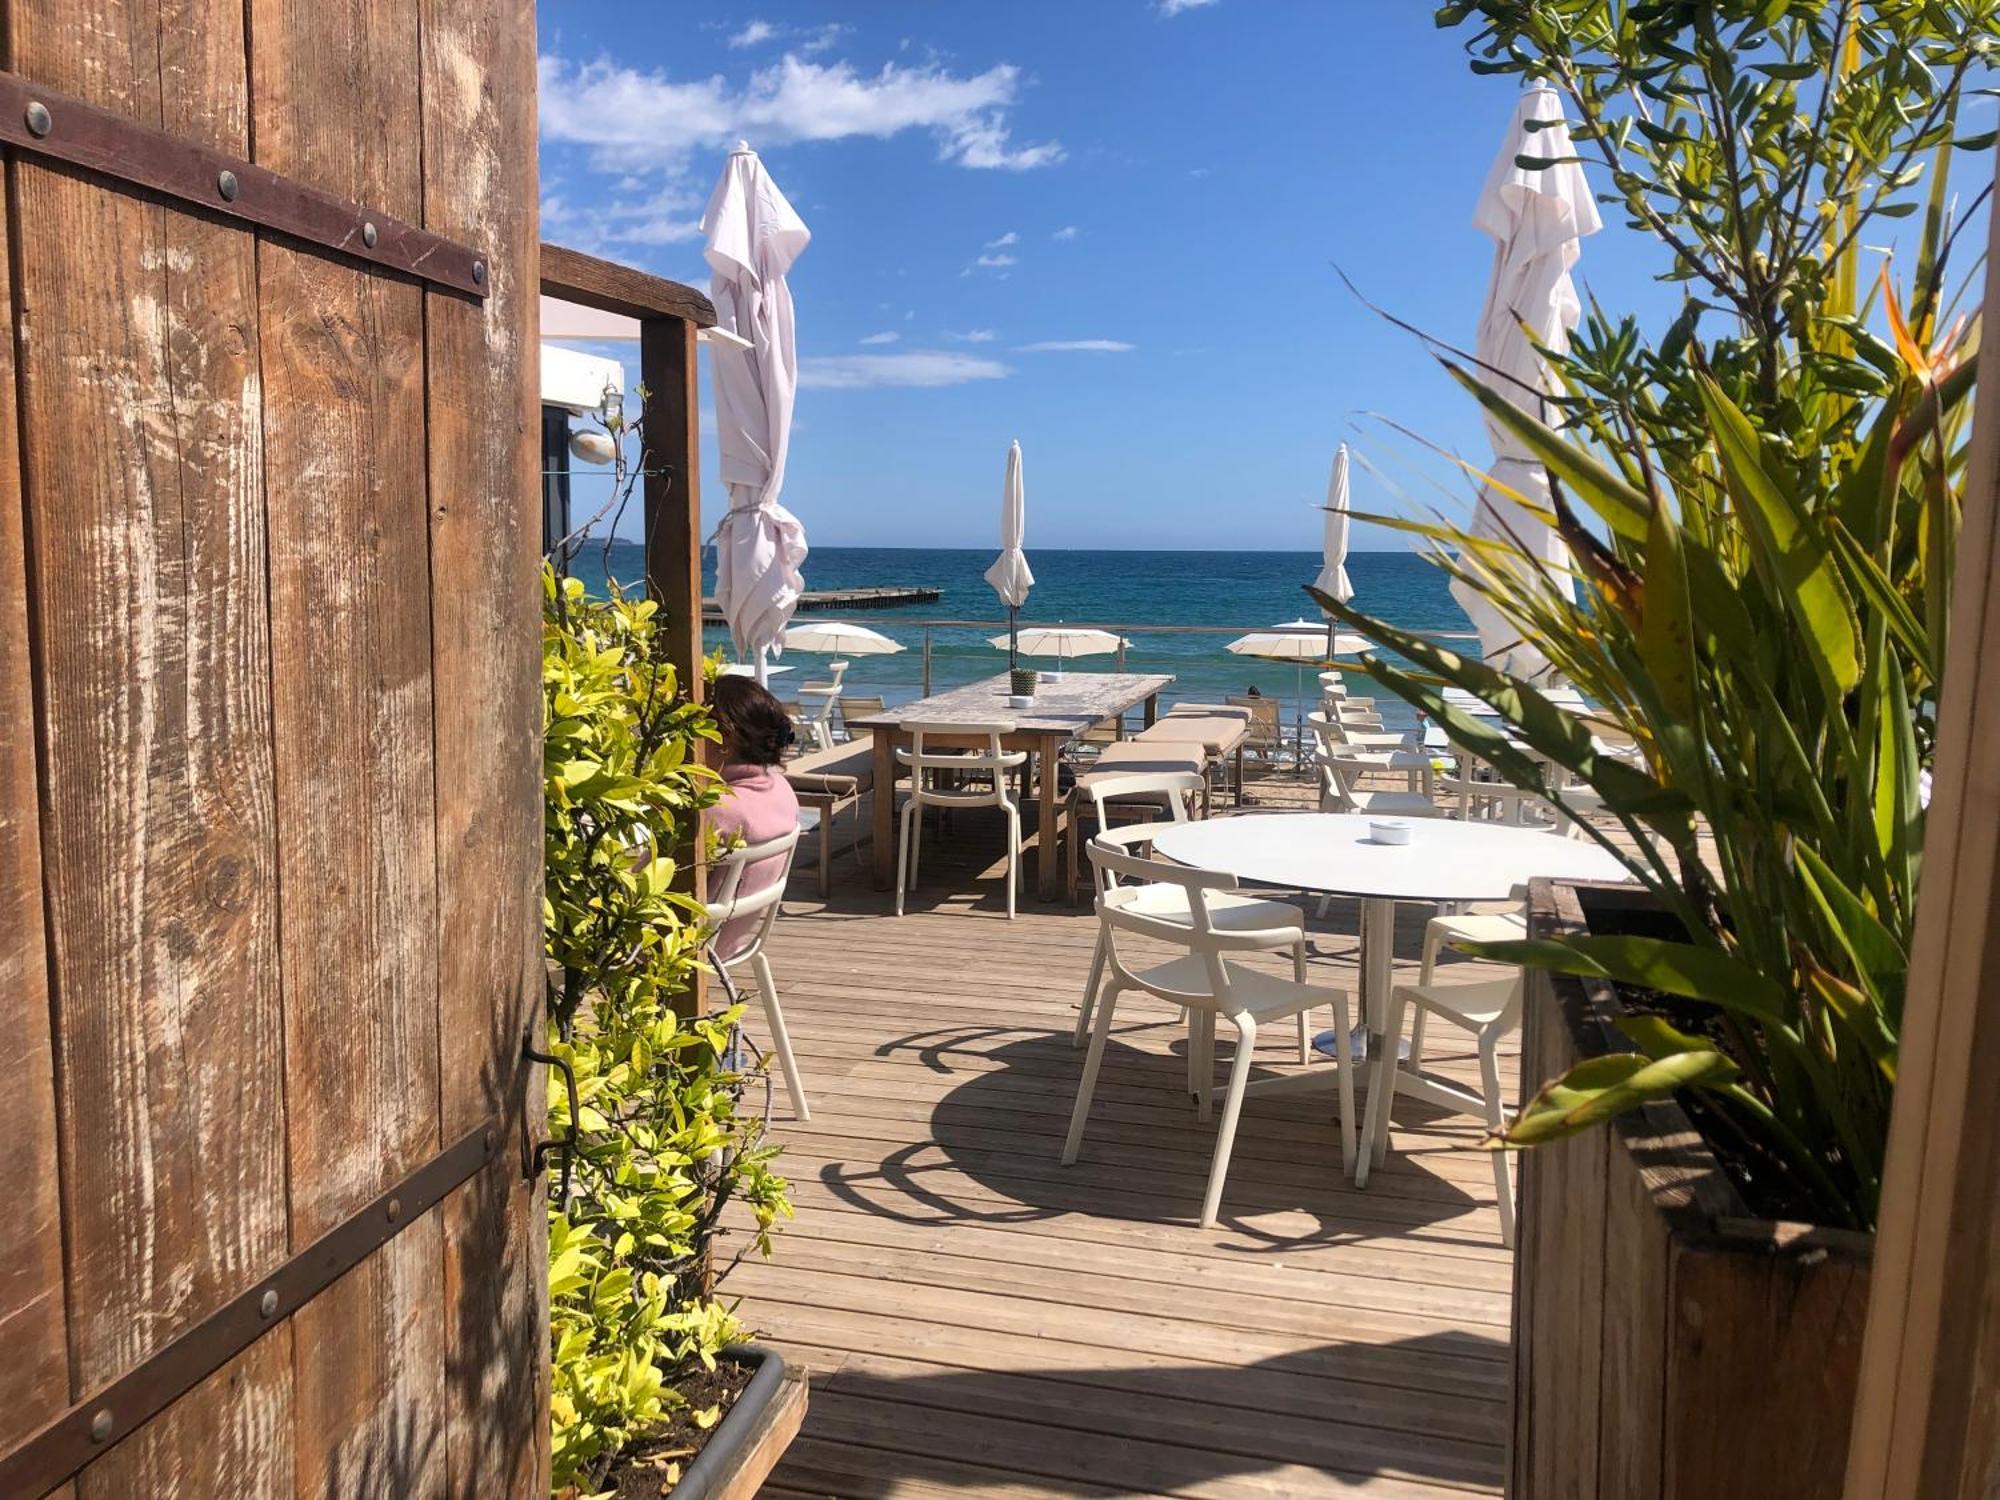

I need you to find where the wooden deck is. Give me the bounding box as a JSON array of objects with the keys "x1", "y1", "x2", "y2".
[{"x1": 726, "y1": 772, "x2": 1522, "y2": 1499}]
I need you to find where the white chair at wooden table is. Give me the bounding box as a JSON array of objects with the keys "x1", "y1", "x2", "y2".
[
  {"x1": 706, "y1": 825, "x2": 810, "y2": 1121},
  {"x1": 1072, "y1": 772, "x2": 1320, "y2": 1065},
  {"x1": 1307, "y1": 708, "x2": 1408, "y2": 755},
  {"x1": 1358, "y1": 968, "x2": 1524, "y2": 1247},
  {"x1": 1064, "y1": 837, "x2": 1356, "y2": 1229},
  {"x1": 895, "y1": 720, "x2": 1028, "y2": 920}
]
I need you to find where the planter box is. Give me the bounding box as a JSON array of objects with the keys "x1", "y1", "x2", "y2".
[
  {"x1": 1511, "y1": 880, "x2": 1872, "y2": 1500},
  {"x1": 666, "y1": 1345, "x2": 807, "y2": 1500}
]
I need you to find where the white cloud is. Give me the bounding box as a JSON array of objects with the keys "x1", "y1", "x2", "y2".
[
  {"x1": 1017, "y1": 339, "x2": 1135, "y2": 353},
  {"x1": 799, "y1": 351, "x2": 1011, "y2": 389},
  {"x1": 1052, "y1": 225, "x2": 1079, "y2": 241},
  {"x1": 799, "y1": 23, "x2": 848, "y2": 55},
  {"x1": 947, "y1": 329, "x2": 997, "y2": 343},
  {"x1": 974, "y1": 252, "x2": 1017, "y2": 269},
  {"x1": 1159, "y1": 0, "x2": 1218, "y2": 13},
  {"x1": 985, "y1": 231, "x2": 1020, "y2": 249},
  {"x1": 539, "y1": 53, "x2": 1063, "y2": 174},
  {"x1": 859, "y1": 331, "x2": 900, "y2": 345},
  {"x1": 729, "y1": 19, "x2": 779, "y2": 49}
]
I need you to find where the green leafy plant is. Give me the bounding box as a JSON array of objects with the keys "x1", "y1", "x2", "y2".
[
  {"x1": 543, "y1": 567, "x2": 791, "y2": 1496},
  {"x1": 1316, "y1": 3, "x2": 1992, "y2": 1229}
]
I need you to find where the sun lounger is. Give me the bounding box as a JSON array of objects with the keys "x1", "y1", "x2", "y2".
[
  {"x1": 1135, "y1": 710, "x2": 1251, "y2": 804},
  {"x1": 783, "y1": 736, "x2": 875, "y2": 896}
]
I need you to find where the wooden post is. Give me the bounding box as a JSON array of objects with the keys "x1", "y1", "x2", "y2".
[
  {"x1": 642, "y1": 313, "x2": 706, "y2": 724},
  {"x1": 1842, "y1": 152, "x2": 2000, "y2": 1500}
]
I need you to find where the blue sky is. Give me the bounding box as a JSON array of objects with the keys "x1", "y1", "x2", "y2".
[{"x1": 536, "y1": 1, "x2": 1695, "y2": 550}]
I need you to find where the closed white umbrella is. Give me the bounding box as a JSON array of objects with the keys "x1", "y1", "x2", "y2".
[
  {"x1": 986, "y1": 626, "x2": 1124, "y2": 679},
  {"x1": 1450, "y1": 84, "x2": 1599, "y2": 681},
  {"x1": 985, "y1": 440, "x2": 1035, "y2": 670},
  {"x1": 704, "y1": 141, "x2": 811, "y2": 684},
  {"x1": 1315, "y1": 443, "x2": 1355, "y2": 605}
]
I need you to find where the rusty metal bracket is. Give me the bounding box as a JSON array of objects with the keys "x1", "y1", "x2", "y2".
[
  {"x1": 0, "y1": 1117, "x2": 502, "y2": 1499},
  {"x1": 525, "y1": 1039, "x2": 578, "y2": 1207},
  {"x1": 0, "y1": 72, "x2": 488, "y2": 296}
]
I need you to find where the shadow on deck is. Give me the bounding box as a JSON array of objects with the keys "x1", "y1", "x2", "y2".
[{"x1": 729, "y1": 769, "x2": 1518, "y2": 1499}]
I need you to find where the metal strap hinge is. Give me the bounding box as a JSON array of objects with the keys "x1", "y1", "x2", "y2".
[
  {"x1": 0, "y1": 71, "x2": 488, "y2": 296},
  {"x1": 0, "y1": 1116, "x2": 504, "y2": 1499}
]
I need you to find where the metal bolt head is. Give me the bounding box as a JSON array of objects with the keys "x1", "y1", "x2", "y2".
[
  {"x1": 361, "y1": 221, "x2": 378, "y2": 249},
  {"x1": 482, "y1": 1125, "x2": 497, "y2": 1152},
  {"x1": 217, "y1": 169, "x2": 239, "y2": 202},
  {"x1": 24, "y1": 101, "x2": 51, "y2": 138},
  {"x1": 259, "y1": 1289, "x2": 279, "y2": 1318},
  {"x1": 471, "y1": 259, "x2": 488, "y2": 287},
  {"x1": 386, "y1": 1196, "x2": 403, "y2": 1224},
  {"x1": 89, "y1": 1409, "x2": 113, "y2": 1443}
]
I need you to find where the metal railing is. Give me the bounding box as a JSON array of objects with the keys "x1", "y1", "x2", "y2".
[{"x1": 723, "y1": 614, "x2": 1476, "y2": 697}]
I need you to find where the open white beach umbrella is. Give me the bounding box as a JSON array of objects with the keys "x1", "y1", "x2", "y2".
[
  {"x1": 1449, "y1": 83, "x2": 1599, "y2": 681},
  {"x1": 1227, "y1": 621, "x2": 1369, "y2": 662},
  {"x1": 985, "y1": 440, "x2": 1035, "y2": 667},
  {"x1": 782, "y1": 621, "x2": 905, "y2": 658},
  {"x1": 704, "y1": 142, "x2": 811, "y2": 683},
  {"x1": 987, "y1": 626, "x2": 1123, "y2": 676}
]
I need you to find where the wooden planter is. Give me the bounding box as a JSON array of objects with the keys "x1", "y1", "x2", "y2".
[
  {"x1": 1511, "y1": 880, "x2": 1873, "y2": 1500},
  {"x1": 667, "y1": 1346, "x2": 807, "y2": 1500}
]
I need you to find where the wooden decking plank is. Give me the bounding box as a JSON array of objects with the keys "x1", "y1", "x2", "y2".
[
  {"x1": 737, "y1": 1306, "x2": 1505, "y2": 1446},
  {"x1": 781, "y1": 1388, "x2": 1486, "y2": 1499},
  {"x1": 781, "y1": 1342, "x2": 1503, "y2": 1490},
  {"x1": 723, "y1": 1198, "x2": 1514, "y2": 1316}
]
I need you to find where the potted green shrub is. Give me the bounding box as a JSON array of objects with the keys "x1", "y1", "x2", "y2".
[
  {"x1": 542, "y1": 569, "x2": 801, "y2": 1499},
  {"x1": 1317, "y1": 7, "x2": 1991, "y2": 1494}
]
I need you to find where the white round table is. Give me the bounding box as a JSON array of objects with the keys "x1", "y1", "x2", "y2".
[{"x1": 1150, "y1": 812, "x2": 1629, "y2": 1042}]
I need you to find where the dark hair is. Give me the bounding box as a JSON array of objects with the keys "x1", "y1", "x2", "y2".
[{"x1": 710, "y1": 674, "x2": 794, "y2": 766}]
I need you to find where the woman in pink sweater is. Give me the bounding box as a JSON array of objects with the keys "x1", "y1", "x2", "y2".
[{"x1": 705, "y1": 674, "x2": 802, "y2": 962}]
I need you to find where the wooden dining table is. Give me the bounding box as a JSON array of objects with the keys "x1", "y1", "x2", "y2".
[{"x1": 847, "y1": 672, "x2": 1174, "y2": 901}]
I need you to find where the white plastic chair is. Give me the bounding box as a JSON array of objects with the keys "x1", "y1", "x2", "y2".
[
  {"x1": 895, "y1": 720, "x2": 1027, "y2": 919},
  {"x1": 1306, "y1": 708, "x2": 1407, "y2": 754},
  {"x1": 706, "y1": 825, "x2": 810, "y2": 1121},
  {"x1": 795, "y1": 661, "x2": 846, "y2": 752},
  {"x1": 1315, "y1": 744, "x2": 1441, "y2": 818},
  {"x1": 1410, "y1": 897, "x2": 1528, "y2": 1070},
  {"x1": 1358, "y1": 971, "x2": 1523, "y2": 1246},
  {"x1": 1071, "y1": 773, "x2": 1319, "y2": 1064},
  {"x1": 1064, "y1": 839, "x2": 1356, "y2": 1228}
]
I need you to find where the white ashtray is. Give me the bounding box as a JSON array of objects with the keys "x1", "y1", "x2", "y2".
[
  {"x1": 1007, "y1": 694, "x2": 1035, "y2": 709},
  {"x1": 1369, "y1": 818, "x2": 1412, "y2": 846}
]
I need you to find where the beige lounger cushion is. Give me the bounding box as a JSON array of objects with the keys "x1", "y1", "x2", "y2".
[
  {"x1": 1073, "y1": 739, "x2": 1204, "y2": 792},
  {"x1": 1164, "y1": 702, "x2": 1254, "y2": 723},
  {"x1": 784, "y1": 736, "x2": 875, "y2": 798},
  {"x1": 1136, "y1": 714, "x2": 1248, "y2": 758}
]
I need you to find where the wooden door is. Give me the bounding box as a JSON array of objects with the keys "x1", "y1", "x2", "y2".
[{"x1": 0, "y1": 0, "x2": 545, "y2": 1495}]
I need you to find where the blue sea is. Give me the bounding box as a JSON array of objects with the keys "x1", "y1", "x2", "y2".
[{"x1": 566, "y1": 543, "x2": 1472, "y2": 736}]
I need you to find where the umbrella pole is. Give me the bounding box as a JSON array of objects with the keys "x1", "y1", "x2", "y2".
[
  {"x1": 755, "y1": 644, "x2": 769, "y2": 687},
  {"x1": 1008, "y1": 604, "x2": 1020, "y2": 673}
]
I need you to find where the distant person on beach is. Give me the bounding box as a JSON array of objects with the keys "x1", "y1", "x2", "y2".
[
  {"x1": 1245, "y1": 685, "x2": 1262, "y2": 697},
  {"x1": 706, "y1": 675, "x2": 800, "y2": 959}
]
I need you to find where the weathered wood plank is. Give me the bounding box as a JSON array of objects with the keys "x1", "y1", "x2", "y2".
[
  {"x1": 250, "y1": 0, "x2": 445, "y2": 1490},
  {"x1": 0, "y1": 123, "x2": 71, "y2": 1486},
  {"x1": 1844, "y1": 150, "x2": 2000, "y2": 1500},
  {"x1": 418, "y1": 0, "x2": 546, "y2": 1494},
  {"x1": 707, "y1": 1364, "x2": 809, "y2": 1500},
  {"x1": 12, "y1": 0, "x2": 293, "y2": 1492},
  {"x1": 540, "y1": 242, "x2": 716, "y2": 327}
]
